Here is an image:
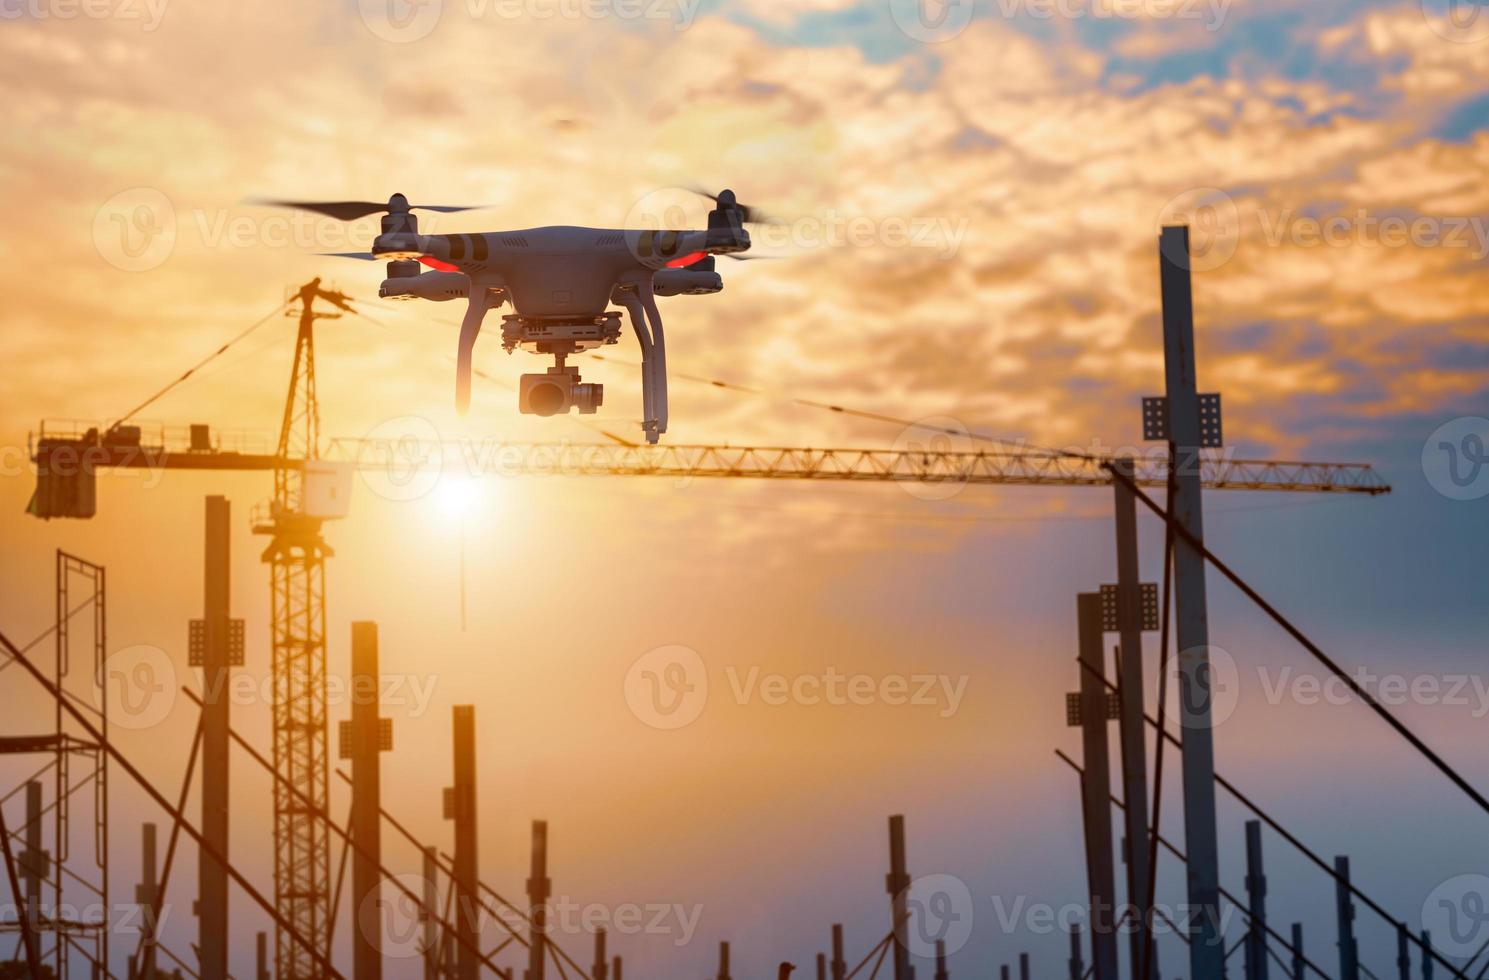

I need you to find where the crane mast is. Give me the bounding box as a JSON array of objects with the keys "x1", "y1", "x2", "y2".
[{"x1": 254, "y1": 279, "x2": 350, "y2": 980}]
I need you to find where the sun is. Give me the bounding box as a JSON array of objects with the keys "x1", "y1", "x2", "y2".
[{"x1": 432, "y1": 476, "x2": 483, "y2": 522}]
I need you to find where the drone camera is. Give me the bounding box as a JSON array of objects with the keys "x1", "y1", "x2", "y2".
[{"x1": 519, "y1": 366, "x2": 603, "y2": 417}]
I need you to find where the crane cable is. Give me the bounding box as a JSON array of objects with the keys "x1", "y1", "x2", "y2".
[{"x1": 105, "y1": 299, "x2": 292, "y2": 435}]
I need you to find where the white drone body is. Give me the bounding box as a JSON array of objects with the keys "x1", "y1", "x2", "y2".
[{"x1": 261, "y1": 191, "x2": 765, "y2": 444}]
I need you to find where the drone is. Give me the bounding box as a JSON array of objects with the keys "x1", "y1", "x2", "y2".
[{"x1": 254, "y1": 190, "x2": 774, "y2": 444}]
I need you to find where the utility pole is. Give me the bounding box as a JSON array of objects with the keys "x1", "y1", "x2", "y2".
[
  {"x1": 194, "y1": 495, "x2": 237, "y2": 980},
  {"x1": 1153, "y1": 225, "x2": 1224, "y2": 978},
  {"x1": 1335, "y1": 857, "x2": 1359, "y2": 980},
  {"x1": 1075, "y1": 592, "x2": 1119, "y2": 980},
  {"x1": 527, "y1": 821, "x2": 551, "y2": 980},
  {"x1": 1243, "y1": 821, "x2": 1268, "y2": 980},
  {"x1": 344, "y1": 622, "x2": 392, "y2": 980},
  {"x1": 886, "y1": 814, "x2": 914, "y2": 980},
  {"x1": 1111, "y1": 455, "x2": 1153, "y2": 977},
  {"x1": 446, "y1": 705, "x2": 480, "y2": 980},
  {"x1": 831, "y1": 925, "x2": 846, "y2": 980}
]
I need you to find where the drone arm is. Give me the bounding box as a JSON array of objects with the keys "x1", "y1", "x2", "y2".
[{"x1": 455, "y1": 288, "x2": 493, "y2": 416}]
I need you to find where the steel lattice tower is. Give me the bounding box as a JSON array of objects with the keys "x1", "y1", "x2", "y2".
[{"x1": 254, "y1": 279, "x2": 350, "y2": 979}]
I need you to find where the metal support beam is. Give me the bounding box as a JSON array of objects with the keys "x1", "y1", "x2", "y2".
[
  {"x1": 1113, "y1": 456, "x2": 1152, "y2": 979},
  {"x1": 134, "y1": 823, "x2": 159, "y2": 980},
  {"x1": 447, "y1": 705, "x2": 480, "y2": 980},
  {"x1": 423, "y1": 847, "x2": 440, "y2": 980},
  {"x1": 526, "y1": 821, "x2": 551, "y2": 980},
  {"x1": 831, "y1": 925, "x2": 845, "y2": 980},
  {"x1": 1398, "y1": 925, "x2": 1411, "y2": 980},
  {"x1": 886, "y1": 814, "x2": 914, "y2": 980},
  {"x1": 258, "y1": 932, "x2": 271, "y2": 980},
  {"x1": 718, "y1": 942, "x2": 732, "y2": 980},
  {"x1": 612, "y1": 955, "x2": 622, "y2": 980},
  {"x1": 1018, "y1": 953, "x2": 1029, "y2": 980},
  {"x1": 1335, "y1": 857, "x2": 1359, "y2": 980},
  {"x1": 198, "y1": 495, "x2": 231, "y2": 980},
  {"x1": 1077, "y1": 592, "x2": 1120, "y2": 980},
  {"x1": 932, "y1": 941, "x2": 947, "y2": 980},
  {"x1": 0, "y1": 781, "x2": 41, "y2": 980},
  {"x1": 1158, "y1": 225, "x2": 1224, "y2": 979},
  {"x1": 1068, "y1": 929, "x2": 1084, "y2": 980},
  {"x1": 818, "y1": 952, "x2": 828, "y2": 980},
  {"x1": 1244, "y1": 821, "x2": 1269, "y2": 980},
  {"x1": 1421, "y1": 931, "x2": 1433, "y2": 980},
  {"x1": 1291, "y1": 925, "x2": 1305, "y2": 980},
  {"x1": 592, "y1": 929, "x2": 608, "y2": 980},
  {"x1": 349, "y1": 622, "x2": 389, "y2": 980}
]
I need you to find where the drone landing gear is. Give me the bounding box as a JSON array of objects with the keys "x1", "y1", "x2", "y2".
[
  {"x1": 455, "y1": 289, "x2": 497, "y2": 416},
  {"x1": 619, "y1": 282, "x2": 668, "y2": 444}
]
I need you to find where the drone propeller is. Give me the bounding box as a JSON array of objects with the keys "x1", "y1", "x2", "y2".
[
  {"x1": 246, "y1": 193, "x2": 489, "y2": 222},
  {"x1": 683, "y1": 185, "x2": 784, "y2": 226},
  {"x1": 317, "y1": 251, "x2": 378, "y2": 260},
  {"x1": 720, "y1": 253, "x2": 784, "y2": 261}
]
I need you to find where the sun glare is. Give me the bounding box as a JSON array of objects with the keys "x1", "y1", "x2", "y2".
[{"x1": 433, "y1": 476, "x2": 483, "y2": 522}]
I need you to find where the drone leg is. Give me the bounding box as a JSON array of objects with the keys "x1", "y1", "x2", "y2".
[
  {"x1": 621, "y1": 294, "x2": 659, "y2": 444},
  {"x1": 638, "y1": 282, "x2": 668, "y2": 436},
  {"x1": 455, "y1": 291, "x2": 491, "y2": 416}
]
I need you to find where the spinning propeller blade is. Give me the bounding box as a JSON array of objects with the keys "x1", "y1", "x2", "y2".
[
  {"x1": 683, "y1": 185, "x2": 785, "y2": 226},
  {"x1": 316, "y1": 251, "x2": 379, "y2": 260},
  {"x1": 246, "y1": 196, "x2": 490, "y2": 221}
]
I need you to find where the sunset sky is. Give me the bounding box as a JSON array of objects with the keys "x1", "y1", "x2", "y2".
[{"x1": 1, "y1": 0, "x2": 1487, "y2": 978}]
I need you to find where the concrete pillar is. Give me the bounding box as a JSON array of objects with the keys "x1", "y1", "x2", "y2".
[
  {"x1": 1078, "y1": 593, "x2": 1119, "y2": 980},
  {"x1": 1335, "y1": 857, "x2": 1359, "y2": 980},
  {"x1": 448, "y1": 706, "x2": 480, "y2": 980},
  {"x1": 886, "y1": 815, "x2": 914, "y2": 980},
  {"x1": 1159, "y1": 226, "x2": 1224, "y2": 980},
  {"x1": 350, "y1": 622, "x2": 388, "y2": 980},
  {"x1": 1243, "y1": 821, "x2": 1268, "y2": 980},
  {"x1": 526, "y1": 821, "x2": 551, "y2": 980},
  {"x1": 197, "y1": 496, "x2": 231, "y2": 980}
]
